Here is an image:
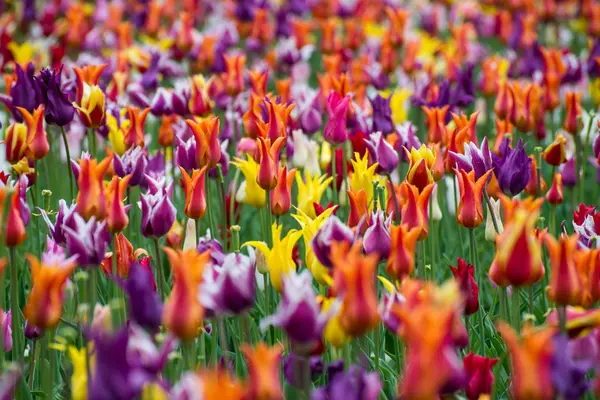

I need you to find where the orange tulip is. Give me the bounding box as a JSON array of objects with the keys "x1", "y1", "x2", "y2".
[
  {"x1": 16, "y1": 105, "x2": 49, "y2": 160},
  {"x1": 545, "y1": 173, "x2": 564, "y2": 205},
  {"x1": 123, "y1": 106, "x2": 150, "y2": 150},
  {"x1": 223, "y1": 54, "x2": 246, "y2": 96},
  {"x1": 198, "y1": 369, "x2": 247, "y2": 399},
  {"x1": 563, "y1": 92, "x2": 582, "y2": 135},
  {"x1": 23, "y1": 254, "x2": 76, "y2": 329},
  {"x1": 497, "y1": 322, "x2": 554, "y2": 400},
  {"x1": 451, "y1": 111, "x2": 479, "y2": 145},
  {"x1": 386, "y1": 224, "x2": 421, "y2": 280},
  {"x1": 189, "y1": 75, "x2": 213, "y2": 117},
  {"x1": 4, "y1": 184, "x2": 27, "y2": 247},
  {"x1": 256, "y1": 136, "x2": 285, "y2": 191},
  {"x1": 455, "y1": 169, "x2": 493, "y2": 229},
  {"x1": 422, "y1": 105, "x2": 449, "y2": 144},
  {"x1": 270, "y1": 167, "x2": 296, "y2": 217},
  {"x1": 248, "y1": 69, "x2": 269, "y2": 97},
  {"x1": 242, "y1": 343, "x2": 283, "y2": 400},
  {"x1": 331, "y1": 241, "x2": 379, "y2": 337},
  {"x1": 157, "y1": 115, "x2": 177, "y2": 148},
  {"x1": 243, "y1": 94, "x2": 263, "y2": 139},
  {"x1": 105, "y1": 174, "x2": 131, "y2": 233},
  {"x1": 185, "y1": 115, "x2": 221, "y2": 170},
  {"x1": 385, "y1": 6, "x2": 409, "y2": 48},
  {"x1": 524, "y1": 156, "x2": 547, "y2": 196},
  {"x1": 75, "y1": 156, "x2": 112, "y2": 221},
  {"x1": 256, "y1": 99, "x2": 294, "y2": 141},
  {"x1": 73, "y1": 64, "x2": 106, "y2": 100},
  {"x1": 180, "y1": 166, "x2": 208, "y2": 220},
  {"x1": 541, "y1": 133, "x2": 567, "y2": 166},
  {"x1": 545, "y1": 234, "x2": 583, "y2": 306},
  {"x1": 162, "y1": 248, "x2": 209, "y2": 341},
  {"x1": 99, "y1": 232, "x2": 147, "y2": 278},
  {"x1": 576, "y1": 249, "x2": 600, "y2": 308},
  {"x1": 3, "y1": 122, "x2": 28, "y2": 163},
  {"x1": 347, "y1": 188, "x2": 368, "y2": 228},
  {"x1": 494, "y1": 81, "x2": 512, "y2": 120},
  {"x1": 400, "y1": 183, "x2": 435, "y2": 240},
  {"x1": 509, "y1": 82, "x2": 541, "y2": 133}
]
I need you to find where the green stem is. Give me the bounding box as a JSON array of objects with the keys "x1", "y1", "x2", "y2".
[
  {"x1": 387, "y1": 174, "x2": 400, "y2": 224},
  {"x1": 9, "y1": 248, "x2": 22, "y2": 365},
  {"x1": 453, "y1": 178, "x2": 464, "y2": 255},
  {"x1": 199, "y1": 326, "x2": 206, "y2": 367},
  {"x1": 468, "y1": 229, "x2": 485, "y2": 355},
  {"x1": 153, "y1": 238, "x2": 166, "y2": 300},
  {"x1": 528, "y1": 286, "x2": 534, "y2": 315},
  {"x1": 217, "y1": 317, "x2": 229, "y2": 368},
  {"x1": 42, "y1": 332, "x2": 51, "y2": 398},
  {"x1": 331, "y1": 146, "x2": 338, "y2": 205},
  {"x1": 483, "y1": 191, "x2": 500, "y2": 234},
  {"x1": 374, "y1": 325, "x2": 380, "y2": 372},
  {"x1": 210, "y1": 319, "x2": 218, "y2": 367},
  {"x1": 511, "y1": 287, "x2": 521, "y2": 334},
  {"x1": 465, "y1": 315, "x2": 471, "y2": 352},
  {"x1": 206, "y1": 178, "x2": 217, "y2": 240},
  {"x1": 231, "y1": 225, "x2": 241, "y2": 252},
  {"x1": 217, "y1": 166, "x2": 228, "y2": 248},
  {"x1": 60, "y1": 126, "x2": 75, "y2": 201},
  {"x1": 558, "y1": 305, "x2": 567, "y2": 334},
  {"x1": 183, "y1": 340, "x2": 196, "y2": 372},
  {"x1": 579, "y1": 114, "x2": 594, "y2": 203},
  {"x1": 499, "y1": 287, "x2": 508, "y2": 322}
]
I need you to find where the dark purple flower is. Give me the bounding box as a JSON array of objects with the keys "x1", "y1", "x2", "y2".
[
  {"x1": 365, "y1": 131, "x2": 398, "y2": 174},
  {"x1": 200, "y1": 249, "x2": 256, "y2": 316},
  {"x1": 113, "y1": 146, "x2": 148, "y2": 186},
  {"x1": 140, "y1": 53, "x2": 160, "y2": 91},
  {"x1": 24, "y1": 320, "x2": 43, "y2": 340},
  {"x1": 34, "y1": 67, "x2": 75, "y2": 126},
  {"x1": 261, "y1": 270, "x2": 332, "y2": 353},
  {"x1": 298, "y1": 93, "x2": 322, "y2": 135},
  {"x1": 561, "y1": 156, "x2": 578, "y2": 188},
  {"x1": 176, "y1": 135, "x2": 199, "y2": 171},
  {"x1": 370, "y1": 95, "x2": 393, "y2": 134},
  {"x1": 40, "y1": 199, "x2": 76, "y2": 245},
  {"x1": 588, "y1": 38, "x2": 600, "y2": 79},
  {"x1": 89, "y1": 328, "x2": 151, "y2": 400},
  {"x1": 312, "y1": 365, "x2": 382, "y2": 400},
  {"x1": 150, "y1": 88, "x2": 172, "y2": 116},
  {"x1": 170, "y1": 87, "x2": 189, "y2": 117},
  {"x1": 123, "y1": 263, "x2": 162, "y2": 332},
  {"x1": 10, "y1": 63, "x2": 39, "y2": 119},
  {"x1": 453, "y1": 63, "x2": 476, "y2": 108},
  {"x1": 311, "y1": 216, "x2": 354, "y2": 268},
  {"x1": 22, "y1": 0, "x2": 36, "y2": 24},
  {"x1": 197, "y1": 236, "x2": 225, "y2": 266},
  {"x1": 140, "y1": 183, "x2": 176, "y2": 238},
  {"x1": 363, "y1": 210, "x2": 392, "y2": 259},
  {"x1": 284, "y1": 353, "x2": 323, "y2": 388},
  {"x1": 562, "y1": 54, "x2": 583, "y2": 85},
  {"x1": 450, "y1": 137, "x2": 493, "y2": 180},
  {"x1": 551, "y1": 334, "x2": 594, "y2": 400},
  {"x1": 64, "y1": 213, "x2": 110, "y2": 267},
  {"x1": 492, "y1": 138, "x2": 531, "y2": 196},
  {"x1": 144, "y1": 151, "x2": 166, "y2": 185}
]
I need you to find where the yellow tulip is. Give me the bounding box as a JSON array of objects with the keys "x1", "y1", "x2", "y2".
[
  {"x1": 295, "y1": 170, "x2": 333, "y2": 219},
  {"x1": 106, "y1": 111, "x2": 130, "y2": 156},
  {"x1": 231, "y1": 155, "x2": 266, "y2": 208},
  {"x1": 349, "y1": 152, "x2": 378, "y2": 208}
]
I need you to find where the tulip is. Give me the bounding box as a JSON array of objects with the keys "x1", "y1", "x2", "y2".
[
  {"x1": 172, "y1": 370, "x2": 246, "y2": 399},
  {"x1": 0, "y1": 311, "x2": 11, "y2": 352},
  {"x1": 524, "y1": 156, "x2": 547, "y2": 196},
  {"x1": 242, "y1": 343, "x2": 283, "y2": 400},
  {"x1": 200, "y1": 249, "x2": 256, "y2": 316},
  {"x1": 256, "y1": 136, "x2": 286, "y2": 191},
  {"x1": 363, "y1": 210, "x2": 392, "y2": 259},
  {"x1": 560, "y1": 156, "x2": 578, "y2": 187},
  {"x1": 347, "y1": 189, "x2": 368, "y2": 228},
  {"x1": 310, "y1": 215, "x2": 354, "y2": 270},
  {"x1": 464, "y1": 353, "x2": 499, "y2": 400},
  {"x1": 23, "y1": 254, "x2": 76, "y2": 329},
  {"x1": 551, "y1": 334, "x2": 594, "y2": 400},
  {"x1": 490, "y1": 199, "x2": 545, "y2": 287},
  {"x1": 17, "y1": 105, "x2": 49, "y2": 160},
  {"x1": 563, "y1": 92, "x2": 582, "y2": 135},
  {"x1": 261, "y1": 269, "x2": 331, "y2": 352},
  {"x1": 422, "y1": 105, "x2": 449, "y2": 144},
  {"x1": 312, "y1": 365, "x2": 381, "y2": 400},
  {"x1": 323, "y1": 92, "x2": 350, "y2": 145},
  {"x1": 231, "y1": 155, "x2": 266, "y2": 208},
  {"x1": 10, "y1": 63, "x2": 38, "y2": 116},
  {"x1": 75, "y1": 156, "x2": 111, "y2": 221},
  {"x1": 4, "y1": 184, "x2": 27, "y2": 247},
  {"x1": 449, "y1": 258, "x2": 479, "y2": 315},
  {"x1": 449, "y1": 137, "x2": 493, "y2": 181},
  {"x1": 546, "y1": 173, "x2": 564, "y2": 205},
  {"x1": 113, "y1": 146, "x2": 148, "y2": 186},
  {"x1": 105, "y1": 175, "x2": 131, "y2": 233},
  {"x1": 185, "y1": 116, "x2": 221, "y2": 170},
  {"x1": 223, "y1": 54, "x2": 246, "y2": 96},
  {"x1": 270, "y1": 166, "x2": 296, "y2": 217},
  {"x1": 140, "y1": 183, "x2": 176, "y2": 238},
  {"x1": 283, "y1": 354, "x2": 323, "y2": 389},
  {"x1": 405, "y1": 145, "x2": 435, "y2": 192},
  {"x1": 508, "y1": 82, "x2": 542, "y2": 133},
  {"x1": 492, "y1": 138, "x2": 531, "y2": 197},
  {"x1": 34, "y1": 67, "x2": 75, "y2": 126},
  {"x1": 364, "y1": 131, "x2": 398, "y2": 175},
  {"x1": 73, "y1": 83, "x2": 106, "y2": 129},
  {"x1": 40, "y1": 199, "x2": 75, "y2": 245},
  {"x1": 485, "y1": 197, "x2": 503, "y2": 242},
  {"x1": 455, "y1": 169, "x2": 493, "y2": 228},
  {"x1": 494, "y1": 81, "x2": 512, "y2": 120},
  {"x1": 545, "y1": 234, "x2": 583, "y2": 306},
  {"x1": 257, "y1": 98, "x2": 294, "y2": 142},
  {"x1": 349, "y1": 151, "x2": 378, "y2": 207},
  {"x1": 370, "y1": 94, "x2": 393, "y2": 134},
  {"x1": 64, "y1": 213, "x2": 110, "y2": 267},
  {"x1": 163, "y1": 248, "x2": 209, "y2": 340},
  {"x1": 497, "y1": 322, "x2": 554, "y2": 400},
  {"x1": 386, "y1": 224, "x2": 421, "y2": 281},
  {"x1": 123, "y1": 262, "x2": 162, "y2": 332},
  {"x1": 400, "y1": 182, "x2": 435, "y2": 240},
  {"x1": 4, "y1": 121, "x2": 30, "y2": 164},
  {"x1": 189, "y1": 75, "x2": 213, "y2": 117},
  {"x1": 99, "y1": 232, "x2": 140, "y2": 278},
  {"x1": 297, "y1": 93, "x2": 322, "y2": 135},
  {"x1": 245, "y1": 223, "x2": 302, "y2": 292},
  {"x1": 575, "y1": 248, "x2": 600, "y2": 308},
  {"x1": 123, "y1": 106, "x2": 150, "y2": 150},
  {"x1": 295, "y1": 171, "x2": 333, "y2": 219},
  {"x1": 331, "y1": 241, "x2": 379, "y2": 337},
  {"x1": 542, "y1": 134, "x2": 567, "y2": 166},
  {"x1": 179, "y1": 166, "x2": 208, "y2": 220}
]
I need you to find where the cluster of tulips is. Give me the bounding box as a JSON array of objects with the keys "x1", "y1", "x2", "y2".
[{"x1": 4, "y1": 0, "x2": 600, "y2": 399}]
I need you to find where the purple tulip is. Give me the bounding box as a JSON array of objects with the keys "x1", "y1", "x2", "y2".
[
  {"x1": 175, "y1": 135, "x2": 199, "y2": 171},
  {"x1": 449, "y1": 137, "x2": 493, "y2": 180},
  {"x1": 42, "y1": 236, "x2": 78, "y2": 268},
  {"x1": 14, "y1": 174, "x2": 30, "y2": 228},
  {"x1": 39, "y1": 199, "x2": 76, "y2": 245},
  {"x1": 311, "y1": 365, "x2": 382, "y2": 400},
  {"x1": 365, "y1": 131, "x2": 398, "y2": 175},
  {"x1": 123, "y1": 263, "x2": 162, "y2": 332},
  {"x1": 0, "y1": 311, "x2": 11, "y2": 353},
  {"x1": 89, "y1": 328, "x2": 152, "y2": 400},
  {"x1": 150, "y1": 88, "x2": 173, "y2": 117},
  {"x1": 324, "y1": 92, "x2": 350, "y2": 145},
  {"x1": 370, "y1": 95, "x2": 393, "y2": 134},
  {"x1": 363, "y1": 210, "x2": 392, "y2": 259},
  {"x1": 284, "y1": 354, "x2": 323, "y2": 388},
  {"x1": 298, "y1": 93, "x2": 323, "y2": 135},
  {"x1": 144, "y1": 151, "x2": 166, "y2": 186},
  {"x1": 197, "y1": 236, "x2": 225, "y2": 267},
  {"x1": 140, "y1": 184, "x2": 176, "y2": 238},
  {"x1": 395, "y1": 123, "x2": 422, "y2": 161},
  {"x1": 0, "y1": 365, "x2": 21, "y2": 400},
  {"x1": 113, "y1": 146, "x2": 148, "y2": 187},
  {"x1": 561, "y1": 156, "x2": 578, "y2": 188},
  {"x1": 551, "y1": 334, "x2": 594, "y2": 400},
  {"x1": 311, "y1": 216, "x2": 354, "y2": 268},
  {"x1": 22, "y1": 0, "x2": 36, "y2": 24},
  {"x1": 492, "y1": 138, "x2": 531, "y2": 197},
  {"x1": 200, "y1": 249, "x2": 256, "y2": 316},
  {"x1": 127, "y1": 324, "x2": 177, "y2": 375},
  {"x1": 170, "y1": 87, "x2": 189, "y2": 117},
  {"x1": 34, "y1": 67, "x2": 75, "y2": 126},
  {"x1": 11, "y1": 63, "x2": 39, "y2": 118},
  {"x1": 24, "y1": 320, "x2": 43, "y2": 340},
  {"x1": 260, "y1": 270, "x2": 332, "y2": 352},
  {"x1": 140, "y1": 53, "x2": 160, "y2": 91},
  {"x1": 379, "y1": 289, "x2": 402, "y2": 333},
  {"x1": 588, "y1": 37, "x2": 600, "y2": 79},
  {"x1": 64, "y1": 213, "x2": 110, "y2": 267},
  {"x1": 453, "y1": 63, "x2": 476, "y2": 108}
]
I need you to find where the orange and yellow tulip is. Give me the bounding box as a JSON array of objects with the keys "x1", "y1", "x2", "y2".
[
  {"x1": 545, "y1": 234, "x2": 583, "y2": 306},
  {"x1": 455, "y1": 169, "x2": 493, "y2": 228},
  {"x1": 105, "y1": 174, "x2": 131, "y2": 233},
  {"x1": 242, "y1": 343, "x2": 283, "y2": 400},
  {"x1": 75, "y1": 156, "x2": 112, "y2": 221},
  {"x1": 386, "y1": 224, "x2": 421, "y2": 281},
  {"x1": 347, "y1": 188, "x2": 369, "y2": 228},
  {"x1": 17, "y1": 105, "x2": 49, "y2": 161},
  {"x1": 400, "y1": 182, "x2": 435, "y2": 240},
  {"x1": 422, "y1": 105, "x2": 449, "y2": 144},
  {"x1": 545, "y1": 173, "x2": 564, "y2": 205},
  {"x1": 541, "y1": 133, "x2": 567, "y2": 166},
  {"x1": 563, "y1": 92, "x2": 582, "y2": 135},
  {"x1": 185, "y1": 116, "x2": 221, "y2": 170},
  {"x1": 4, "y1": 184, "x2": 27, "y2": 247},
  {"x1": 256, "y1": 136, "x2": 285, "y2": 191},
  {"x1": 123, "y1": 106, "x2": 150, "y2": 150},
  {"x1": 180, "y1": 166, "x2": 208, "y2": 220},
  {"x1": 405, "y1": 145, "x2": 435, "y2": 192},
  {"x1": 223, "y1": 54, "x2": 246, "y2": 96}
]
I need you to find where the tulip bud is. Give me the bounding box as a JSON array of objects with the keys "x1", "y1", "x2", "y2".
[
  {"x1": 546, "y1": 173, "x2": 564, "y2": 205},
  {"x1": 323, "y1": 92, "x2": 350, "y2": 145},
  {"x1": 542, "y1": 133, "x2": 567, "y2": 166},
  {"x1": 270, "y1": 167, "x2": 296, "y2": 217},
  {"x1": 449, "y1": 258, "x2": 479, "y2": 315},
  {"x1": 563, "y1": 92, "x2": 582, "y2": 135},
  {"x1": 4, "y1": 122, "x2": 28, "y2": 163},
  {"x1": 485, "y1": 198, "x2": 503, "y2": 242},
  {"x1": 386, "y1": 224, "x2": 420, "y2": 280},
  {"x1": 180, "y1": 166, "x2": 208, "y2": 220}
]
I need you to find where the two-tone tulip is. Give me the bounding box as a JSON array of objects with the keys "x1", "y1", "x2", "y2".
[
  {"x1": 386, "y1": 224, "x2": 421, "y2": 281},
  {"x1": 422, "y1": 105, "x2": 449, "y2": 144},
  {"x1": 185, "y1": 116, "x2": 221, "y2": 170},
  {"x1": 449, "y1": 258, "x2": 479, "y2": 315},
  {"x1": 270, "y1": 166, "x2": 296, "y2": 217},
  {"x1": 17, "y1": 105, "x2": 49, "y2": 160},
  {"x1": 105, "y1": 175, "x2": 131, "y2": 233},
  {"x1": 75, "y1": 156, "x2": 111, "y2": 220},
  {"x1": 563, "y1": 92, "x2": 582, "y2": 135},
  {"x1": 400, "y1": 182, "x2": 435, "y2": 240},
  {"x1": 256, "y1": 136, "x2": 285, "y2": 191},
  {"x1": 455, "y1": 169, "x2": 493, "y2": 228},
  {"x1": 405, "y1": 145, "x2": 435, "y2": 192},
  {"x1": 546, "y1": 173, "x2": 564, "y2": 205},
  {"x1": 542, "y1": 134, "x2": 567, "y2": 166},
  {"x1": 140, "y1": 181, "x2": 176, "y2": 238},
  {"x1": 179, "y1": 166, "x2": 208, "y2": 220},
  {"x1": 545, "y1": 234, "x2": 583, "y2": 306},
  {"x1": 123, "y1": 106, "x2": 150, "y2": 150}
]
